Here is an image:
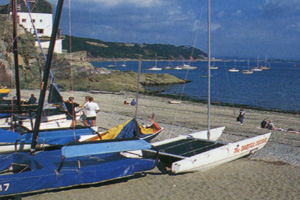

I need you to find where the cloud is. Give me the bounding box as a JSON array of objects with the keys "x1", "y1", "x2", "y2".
[
  {"x1": 261, "y1": 0, "x2": 300, "y2": 18},
  {"x1": 232, "y1": 10, "x2": 242, "y2": 16}
]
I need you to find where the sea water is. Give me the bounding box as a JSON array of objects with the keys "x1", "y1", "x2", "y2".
[{"x1": 93, "y1": 60, "x2": 300, "y2": 113}]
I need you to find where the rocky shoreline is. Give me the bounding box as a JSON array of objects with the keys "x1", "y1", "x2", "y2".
[{"x1": 0, "y1": 17, "x2": 186, "y2": 93}]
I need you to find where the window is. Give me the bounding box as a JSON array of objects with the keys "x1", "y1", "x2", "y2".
[
  {"x1": 37, "y1": 29, "x2": 44, "y2": 34},
  {"x1": 40, "y1": 19, "x2": 43, "y2": 22},
  {"x1": 21, "y1": 18, "x2": 26, "y2": 23},
  {"x1": 32, "y1": 19, "x2": 35, "y2": 23}
]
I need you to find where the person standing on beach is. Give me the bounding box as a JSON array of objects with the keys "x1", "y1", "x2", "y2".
[
  {"x1": 83, "y1": 96, "x2": 100, "y2": 127},
  {"x1": 64, "y1": 97, "x2": 80, "y2": 127},
  {"x1": 237, "y1": 107, "x2": 245, "y2": 125}
]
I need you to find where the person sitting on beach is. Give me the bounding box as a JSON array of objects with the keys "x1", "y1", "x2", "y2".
[
  {"x1": 267, "y1": 120, "x2": 275, "y2": 130},
  {"x1": 28, "y1": 94, "x2": 37, "y2": 104},
  {"x1": 130, "y1": 99, "x2": 136, "y2": 106},
  {"x1": 261, "y1": 119, "x2": 268, "y2": 128},
  {"x1": 124, "y1": 100, "x2": 130, "y2": 105}
]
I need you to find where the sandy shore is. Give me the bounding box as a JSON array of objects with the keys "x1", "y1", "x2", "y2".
[{"x1": 10, "y1": 89, "x2": 300, "y2": 200}]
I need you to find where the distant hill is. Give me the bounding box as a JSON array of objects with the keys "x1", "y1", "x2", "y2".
[{"x1": 62, "y1": 35, "x2": 207, "y2": 60}]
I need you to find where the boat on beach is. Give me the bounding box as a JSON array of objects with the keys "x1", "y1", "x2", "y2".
[
  {"x1": 0, "y1": 89, "x2": 10, "y2": 99},
  {"x1": 138, "y1": 0, "x2": 271, "y2": 174},
  {"x1": 0, "y1": 1, "x2": 158, "y2": 198},
  {"x1": 0, "y1": 138, "x2": 157, "y2": 197},
  {"x1": 0, "y1": 116, "x2": 163, "y2": 154},
  {"x1": 145, "y1": 130, "x2": 271, "y2": 173}
]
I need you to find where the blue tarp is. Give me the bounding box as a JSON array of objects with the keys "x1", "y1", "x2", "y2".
[
  {"x1": 0, "y1": 113, "x2": 10, "y2": 119},
  {"x1": 62, "y1": 139, "x2": 152, "y2": 158},
  {"x1": 0, "y1": 127, "x2": 95, "y2": 145},
  {"x1": 0, "y1": 139, "x2": 157, "y2": 197}
]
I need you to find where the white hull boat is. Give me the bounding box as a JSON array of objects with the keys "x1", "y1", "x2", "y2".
[
  {"x1": 148, "y1": 67, "x2": 162, "y2": 71},
  {"x1": 242, "y1": 70, "x2": 253, "y2": 74},
  {"x1": 228, "y1": 68, "x2": 239, "y2": 72},
  {"x1": 182, "y1": 64, "x2": 197, "y2": 70},
  {"x1": 148, "y1": 131, "x2": 271, "y2": 173}
]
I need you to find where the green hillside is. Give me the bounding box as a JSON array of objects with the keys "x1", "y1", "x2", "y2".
[{"x1": 63, "y1": 35, "x2": 207, "y2": 60}]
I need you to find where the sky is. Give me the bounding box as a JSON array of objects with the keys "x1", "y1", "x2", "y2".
[{"x1": 1, "y1": 0, "x2": 300, "y2": 60}]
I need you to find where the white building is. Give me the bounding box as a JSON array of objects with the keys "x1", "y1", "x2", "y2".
[{"x1": 9, "y1": 0, "x2": 63, "y2": 53}]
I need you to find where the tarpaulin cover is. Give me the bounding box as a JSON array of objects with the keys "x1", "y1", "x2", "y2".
[
  {"x1": 86, "y1": 118, "x2": 161, "y2": 141},
  {"x1": 0, "y1": 141, "x2": 156, "y2": 197},
  {"x1": 0, "y1": 128, "x2": 20, "y2": 143},
  {"x1": 0, "y1": 113, "x2": 10, "y2": 119},
  {"x1": 0, "y1": 127, "x2": 95, "y2": 145},
  {"x1": 0, "y1": 89, "x2": 10, "y2": 98},
  {"x1": 62, "y1": 139, "x2": 152, "y2": 158}
]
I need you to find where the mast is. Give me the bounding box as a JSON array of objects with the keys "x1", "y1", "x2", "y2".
[
  {"x1": 12, "y1": 0, "x2": 21, "y2": 107},
  {"x1": 207, "y1": 0, "x2": 211, "y2": 140},
  {"x1": 134, "y1": 57, "x2": 141, "y2": 118},
  {"x1": 31, "y1": 0, "x2": 65, "y2": 151}
]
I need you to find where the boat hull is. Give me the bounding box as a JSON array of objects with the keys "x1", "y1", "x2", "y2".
[
  {"x1": 0, "y1": 141, "x2": 157, "y2": 197},
  {"x1": 171, "y1": 132, "x2": 271, "y2": 173}
]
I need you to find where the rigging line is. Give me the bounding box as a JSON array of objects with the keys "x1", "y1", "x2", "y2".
[
  {"x1": 69, "y1": 0, "x2": 73, "y2": 91},
  {"x1": 23, "y1": 0, "x2": 55, "y2": 82},
  {"x1": 167, "y1": 7, "x2": 204, "y2": 139},
  {"x1": 67, "y1": 0, "x2": 76, "y2": 135},
  {"x1": 223, "y1": 61, "x2": 236, "y2": 117},
  {"x1": 135, "y1": 57, "x2": 142, "y2": 119}
]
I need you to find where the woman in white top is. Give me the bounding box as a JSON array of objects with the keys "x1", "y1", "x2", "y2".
[{"x1": 83, "y1": 97, "x2": 100, "y2": 127}]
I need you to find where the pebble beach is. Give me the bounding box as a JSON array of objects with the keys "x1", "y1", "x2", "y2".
[{"x1": 13, "y1": 89, "x2": 300, "y2": 200}]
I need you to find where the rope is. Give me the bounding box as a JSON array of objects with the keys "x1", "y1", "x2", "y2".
[
  {"x1": 168, "y1": 7, "x2": 204, "y2": 139},
  {"x1": 68, "y1": 0, "x2": 73, "y2": 91},
  {"x1": 23, "y1": 0, "x2": 56, "y2": 82}
]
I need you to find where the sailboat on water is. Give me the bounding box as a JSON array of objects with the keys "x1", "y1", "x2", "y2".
[
  {"x1": 261, "y1": 57, "x2": 271, "y2": 70},
  {"x1": 228, "y1": 59, "x2": 239, "y2": 72},
  {"x1": 242, "y1": 60, "x2": 254, "y2": 74},
  {"x1": 148, "y1": 54, "x2": 162, "y2": 71},
  {"x1": 251, "y1": 56, "x2": 263, "y2": 71}
]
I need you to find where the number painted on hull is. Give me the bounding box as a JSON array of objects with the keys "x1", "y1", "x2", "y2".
[{"x1": 0, "y1": 183, "x2": 10, "y2": 192}]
